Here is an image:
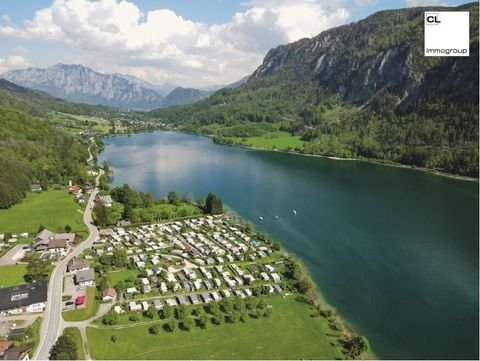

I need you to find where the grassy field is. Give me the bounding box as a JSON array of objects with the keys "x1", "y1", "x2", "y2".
[
  {"x1": 63, "y1": 287, "x2": 99, "y2": 322},
  {"x1": 63, "y1": 327, "x2": 86, "y2": 360},
  {"x1": 87, "y1": 295, "x2": 344, "y2": 360},
  {"x1": 0, "y1": 190, "x2": 87, "y2": 236},
  {"x1": 230, "y1": 131, "x2": 305, "y2": 150},
  {"x1": 0, "y1": 264, "x2": 27, "y2": 287},
  {"x1": 107, "y1": 269, "x2": 139, "y2": 285}
]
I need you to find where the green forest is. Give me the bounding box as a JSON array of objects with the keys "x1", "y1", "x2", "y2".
[{"x1": 0, "y1": 108, "x2": 90, "y2": 208}]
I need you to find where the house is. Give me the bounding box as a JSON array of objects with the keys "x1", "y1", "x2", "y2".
[
  {"x1": 0, "y1": 282, "x2": 48, "y2": 315},
  {"x1": 153, "y1": 299, "x2": 163, "y2": 310},
  {"x1": 0, "y1": 342, "x2": 13, "y2": 358},
  {"x1": 0, "y1": 341, "x2": 31, "y2": 360},
  {"x1": 211, "y1": 292, "x2": 221, "y2": 301},
  {"x1": 270, "y1": 273, "x2": 281, "y2": 283},
  {"x1": 189, "y1": 293, "x2": 199, "y2": 305},
  {"x1": 176, "y1": 295, "x2": 187, "y2": 305},
  {"x1": 129, "y1": 301, "x2": 142, "y2": 311},
  {"x1": 74, "y1": 269, "x2": 95, "y2": 287},
  {"x1": 67, "y1": 257, "x2": 89, "y2": 273},
  {"x1": 200, "y1": 292, "x2": 212, "y2": 303},
  {"x1": 142, "y1": 301, "x2": 149, "y2": 311},
  {"x1": 32, "y1": 230, "x2": 75, "y2": 255},
  {"x1": 221, "y1": 289, "x2": 231, "y2": 298},
  {"x1": 30, "y1": 184, "x2": 42, "y2": 192},
  {"x1": 101, "y1": 288, "x2": 117, "y2": 302},
  {"x1": 98, "y1": 195, "x2": 113, "y2": 207},
  {"x1": 69, "y1": 185, "x2": 82, "y2": 195},
  {"x1": 116, "y1": 220, "x2": 131, "y2": 227},
  {"x1": 273, "y1": 284, "x2": 283, "y2": 293},
  {"x1": 165, "y1": 298, "x2": 177, "y2": 307}
]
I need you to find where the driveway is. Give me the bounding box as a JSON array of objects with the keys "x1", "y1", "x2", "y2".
[{"x1": 0, "y1": 244, "x2": 27, "y2": 266}]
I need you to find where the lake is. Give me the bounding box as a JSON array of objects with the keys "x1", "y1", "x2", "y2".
[{"x1": 99, "y1": 130, "x2": 479, "y2": 359}]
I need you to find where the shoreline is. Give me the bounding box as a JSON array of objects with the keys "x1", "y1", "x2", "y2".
[
  {"x1": 94, "y1": 137, "x2": 374, "y2": 359},
  {"x1": 99, "y1": 128, "x2": 478, "y2": 182},
  {"x1": 210, "y1": 136, "x2": 479, "y2": 183}
]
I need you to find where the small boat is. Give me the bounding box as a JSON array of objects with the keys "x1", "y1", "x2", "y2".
[
  {"x1": 275, "y1": 216, "x2": 279, "y2": 219},
  {"x1": 259, "y1": 216, "x2": 264, "y2": 221},
  {"x1": 292, "y1": 210, "x2": 297, "y2": 215}
]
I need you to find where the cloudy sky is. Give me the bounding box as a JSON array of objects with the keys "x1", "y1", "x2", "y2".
[{"x1": 0, "y1": 0, "x2": 466, "y2": 87}]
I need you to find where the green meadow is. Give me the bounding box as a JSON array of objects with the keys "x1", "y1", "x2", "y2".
[
  {"x1": 0, "y1": 190, "x2": 87, "y2": 236},
  {"x1": 87, "y1": 295, "x2": 344, "y2": 360},
  {"x1": 0, "y1": 264, "x2": 27, "y2": 287}
]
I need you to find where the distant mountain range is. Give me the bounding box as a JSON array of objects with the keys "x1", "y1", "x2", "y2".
[{"x1": 1, "y1": 64, "x2": 232, "y2": 110}]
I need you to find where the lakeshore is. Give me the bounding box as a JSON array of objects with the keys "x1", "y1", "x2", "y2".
[
  {"x1": 209, "y1": 134, "x2": 479, "y2": 182},
  {"x1": 99, "y1": 129, "x2": 479, "y2": 359}
]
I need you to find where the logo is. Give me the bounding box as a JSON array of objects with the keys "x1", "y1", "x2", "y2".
[
  {"x1": 425, "y1": 13, "x2": 441, "y2": 25},
  {"x1": 424, "y1": 11, "x2": 469, "y2": 57}
]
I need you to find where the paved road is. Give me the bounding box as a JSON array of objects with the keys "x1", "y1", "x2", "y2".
[
  {"x1": 0, "y1": 244, "x2": 27, "y2": 266},
  {"x1": 34, "y1": 167, "x2": 103, "y2": 360}
]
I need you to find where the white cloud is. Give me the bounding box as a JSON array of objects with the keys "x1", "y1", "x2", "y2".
[
  {"x1": 0, "y1": 0, "x2": 350, "y2": 86},
  {"x1": 353, "y1": 0, "x2": 377, "y2": 6},
  {"x1": 405, "y1": 0, "x2": 445, "y2": 6},
  {"x1": 0, "y1": 55, "x2": 33, "y2": 74}
]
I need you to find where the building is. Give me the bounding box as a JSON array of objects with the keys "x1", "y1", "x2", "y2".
[
  {"x1": 101, "y1": 288, "x2": 117, "y2": 302},
  {"x1": 129, "y1": 301, "x2": 142, "y2": 311},
  {"x1": 30, "y1": 184, "x2": 42, "y2": 192},
  {"x1": 153, "y1": 299, "x2": 163, "y2": 310},
  {"x1": 0, "y1": 282, "x2": 48, "y2": 315},
  {"x1": 74, "y1": 269, "x2": 95, "y2": 287},
  {"x1": 97, "y1": 195, "x2": 113, "y2": 207},
  {"x1": 67, "y1": 257, "x2": 89, "y2": 273},
  {"x1": 189, "y1": 293, "x2": 199, "y2": 305},
  {"x1": 32, "y1": 229, "x2": 75, "y2": 255},
  {"x1": 0, "y1": 341, "x2": 31, "y2": 360}
]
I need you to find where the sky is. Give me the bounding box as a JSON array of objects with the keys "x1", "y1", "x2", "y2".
[{"x1": 0, "y1": 0, "x2": 469, "y2": 87}]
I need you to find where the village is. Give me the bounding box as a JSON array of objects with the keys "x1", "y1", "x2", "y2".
[{"x1": 65, "y1": 215, "x2": 285, "y2": 315}]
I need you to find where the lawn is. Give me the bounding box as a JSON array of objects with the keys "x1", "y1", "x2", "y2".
[
  {"x1": 231, "y1": 131, "x2": 305, "y2": 150},
  {"x1": 107, "y1": 269, "x2": 139, "y2": 285},
  {"x1": 0, "y1": 264, "x2": 27, "y2": 287},
  {"x1": 63, "y1": 327, "x2": 86, "y2": 360},
  {"x1": 63, "y1": 287, "x2": 99, "y2": 322},
  {"x1": 0, "y1": 190, "x2": 87, "y2": 236},
  {"x1": 87, "y1": 295, "x2": 344, "y2": 360}
]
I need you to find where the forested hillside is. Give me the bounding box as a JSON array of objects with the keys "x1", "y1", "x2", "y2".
[
  {"x1": 150, "y1": 3, "x2": 479, "y2": 177},
  {"x1": 0, "y1": 80, "x2": 103, "y2": 208}
]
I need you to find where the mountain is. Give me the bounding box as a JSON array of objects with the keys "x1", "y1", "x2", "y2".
[
  {"x1": 150, "y1": 2, "x2": 479, "y2": 177},
  {"x1": 161, "y1": 87, "x2": 211, "y2": 107},
  {"x1": 2, "y1": 64, "x2": 164, "y2": 110},
  {"x1": 114, "y1": 73, "x2": 178, "y2": 97},
  {"x1": 200, "y1": 76, "x2": 251, "y2": 92},
  {"x1": 0, "y1": 78, "x2": 111, "y2": 117}
]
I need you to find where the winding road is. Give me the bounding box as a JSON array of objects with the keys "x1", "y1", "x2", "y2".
[{"x1": 34, "y1": 142, "x2": 103, "y2": 360}]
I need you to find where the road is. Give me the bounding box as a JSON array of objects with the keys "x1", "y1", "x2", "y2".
[
  {"x1": 34, "y1": 164, "x2": 103, "y2": 360},
  {"x1": 0, "y1": 244, "x2": 27, "y2": 266}
]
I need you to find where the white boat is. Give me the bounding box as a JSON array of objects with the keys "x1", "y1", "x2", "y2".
[
  {"x1": 292, "y1": 210, "x2": 297, "y2": 215},
  {"x1": 275, "y1": 216, "x2": 279, "y2": 219},
  {"x1": 259, "y1": 216, "x2": 264, "y2": 221}
]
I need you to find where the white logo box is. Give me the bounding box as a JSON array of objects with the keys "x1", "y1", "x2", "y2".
[{"x1": 424, "y1": 11, "x2": 469, "y2": 57}]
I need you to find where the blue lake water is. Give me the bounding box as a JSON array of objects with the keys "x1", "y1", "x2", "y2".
[{"x1": 99, "y1": 130, "x2": 479, "y2": 359}]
